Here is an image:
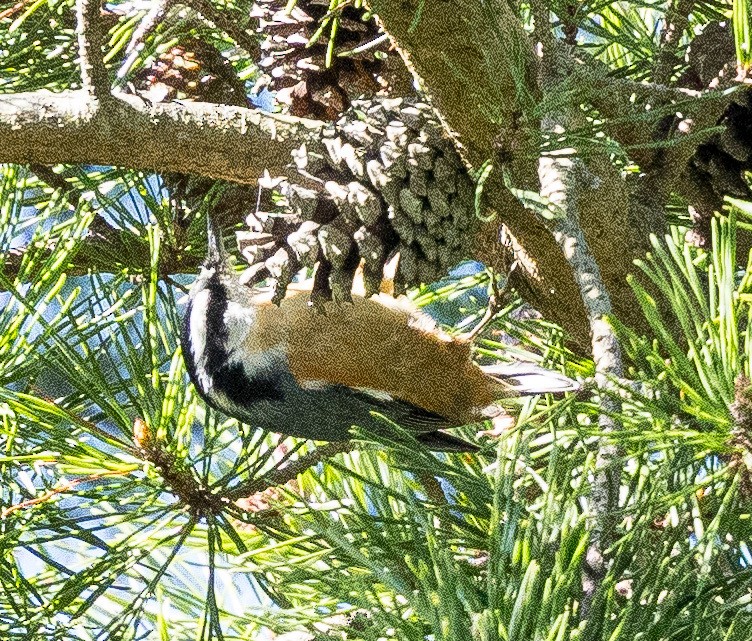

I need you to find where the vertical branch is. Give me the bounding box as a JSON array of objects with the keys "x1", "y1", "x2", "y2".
[
  {"x1": 562, "y1": 2, "x2": 580, "y2": 46},
  {"x1": 530, "y1": 0, "x2": 554, "y2": 55},
  {"x1": 538, "y1": 106, "x2": 623, "y2": 617},
  {"x1": 552, "y1": 214, "x2": 622, "y2": 616},
  {"x1": 75, "y1": 0, "x2": 110, "y2": 100}
]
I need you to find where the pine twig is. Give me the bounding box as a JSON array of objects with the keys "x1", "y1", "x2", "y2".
[
  {"x1": 460, "y1": 266, "x2": 513, "y2": 342},
  {"x1": 30, "y1": 164, "x2": 81, "y2": 209},
  {"x1": 536, "y1": 53, "x2": 624, "y2": 618},
  {"x1": 653, "y1": 0, "x2": 694, "y2": 85},
  {"x1": 75, "y1": 0, "x2": 111, "y2": 100},
  {"x1": 134, "y1": 412, "x2": 352, "y2": 513},
  {"x1": 226, "y1": 441, "x2": 353, "y2": 500},
  {"x1": 0, "y1": 0, "x2": 33, "y2": 21},
  {"x1": 1, "y1": 470, "x2": 129, "y2": 518}
]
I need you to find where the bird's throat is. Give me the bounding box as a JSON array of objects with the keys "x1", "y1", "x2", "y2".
[{"x1": 182, "y1": 271, "x2": 256, "y2": 393}]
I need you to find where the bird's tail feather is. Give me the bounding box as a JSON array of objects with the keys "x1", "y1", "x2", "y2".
[{"x1": 481, "y1": 361, "x2": 579, "y2": 396}]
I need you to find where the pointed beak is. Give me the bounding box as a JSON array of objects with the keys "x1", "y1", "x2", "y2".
[{"x1": 205, "y1": 213, "x2": 226, "y2": 267}]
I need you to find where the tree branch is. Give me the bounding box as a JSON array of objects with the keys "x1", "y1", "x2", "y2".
[
  {"x1": 2, "y1": 219, "x2": 165, "y2": 284},
  {"x1": 226, "y1": 442, "x2": 352, "y2": 501},
  {"x1": 537, "y1": 61, "x2": 623, "y2": 623},
  {"x1": 4, "y1": 166, "x2": 200, "y2": 284},
  {"x1": 75, "y1": 0, "x2": 111, "y2": 100},
  {"x1": 0, "y1": 1, "x2": 32, "y2": 21},
  {"x1": 370, "y1": 0, "x2": 538, "y2": 168},
  {"x1": 366, "y1": 3, "x2": 700, "y2": 349},
  {"x1": 0, "y1": 90, "x2": 324, "y2": 183},
  {"x1": 30, "y1": 164, "x2": 81, "y2": 208},
  {"x1": 134, "y1": 417, "x2": 350, "y2": 515},
  {"x1": 369, "y1": 2, "x2": 606, "y2": 347},
  {"x1": 541, "y1": 149, "x2": 623, "y2": 623},
  {"x1": 530, "y1": 0, "x2": 554, "y2": 59}
]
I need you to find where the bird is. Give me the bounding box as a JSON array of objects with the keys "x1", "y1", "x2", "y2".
[{"x1": 180, "y1": 215, "x2": 579, "y2": 452}]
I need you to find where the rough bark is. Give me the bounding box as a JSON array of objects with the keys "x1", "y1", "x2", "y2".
[
  {"x1": 535, "y1": 34, "x2": 624, "y2": 622},
  {"x1": 0, "y1": 90, "x2": 323, "y2": 184}
]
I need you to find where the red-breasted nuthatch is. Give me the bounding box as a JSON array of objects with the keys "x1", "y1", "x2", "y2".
[{"x1": 181, "y1": 216, "x2": 578, "y2": 451}]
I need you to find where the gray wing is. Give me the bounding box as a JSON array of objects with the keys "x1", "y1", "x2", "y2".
[{"x1": 349, "y1": 387, "x2": 478, "y2": 452}]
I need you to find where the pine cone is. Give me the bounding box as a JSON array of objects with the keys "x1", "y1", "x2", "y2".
[
  {"x1": 132, "y1": 37, "x2": 249, "y2": 107},
  {"x1": 252, "y1": 0, "x2": 413, "y2": 120},
  {"x1": 243, "y1": 97, "x2": 478, "y2": 303},
  {"x1": 681, "y1": 22, "x2": 752, "y2": 246},
  {"x1": 130, "y1": 38, "x2": 473, "y2": 305},
  {"x1": 687, "y1": 96, "x2": 752, "y2": 201}
]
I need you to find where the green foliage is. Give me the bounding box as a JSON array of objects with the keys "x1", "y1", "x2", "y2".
[
  {"x1": 1, "y1": 159, "x2": 751, "y2": 640},
  {"x1": 1, "y1": 1, "x2": 752, "y2": 640},
  {"x1": 733, "y1": 0, "x2": 752, "y2": 69},
  {"x1": 1, "y1": 0, "x2": 79, "y2": 92},
  {"x1": 0, "y1": 0, "x2": 260, "y2": 95},
  {"x1": 618, "y1": 207, "x2": 748, "y2": 436}
]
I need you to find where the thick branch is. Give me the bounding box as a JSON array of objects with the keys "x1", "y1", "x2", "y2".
[
  {"x1": 367, "y1": 3, "x2": 696, "y2": 349},
  {"x1": 561, "y1": 43, "x2": 717, "y2": 155},
  {"x1": 369, "y1": 2, "x2": 606, "y2": 346},
  {"x1": 566, "y1": 42, "x2": 733, "y2": 198},
  {"x1": 370, "y1": 0, "x2": 538, "y2": 169},
  {"x1": 627, "y1": 89, "x2": 731, "y2": 240},
  {"x1": 0, "y1": 90, "x2": 324, "y2": 183}
]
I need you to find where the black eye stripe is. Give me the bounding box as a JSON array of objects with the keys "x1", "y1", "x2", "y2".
[
  {"x1": 203, "y1": 271, "x2": 231, "y2": 376},
  {"x1": 181, "y1": 271, "x2": 287, "y2": 405}
]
